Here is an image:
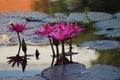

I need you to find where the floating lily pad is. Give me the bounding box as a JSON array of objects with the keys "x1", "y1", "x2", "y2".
[
  {"x1": 20, "y1": 76, "x2": 46, "y2": 80},
  {"x1": 94, "y1": 19, "x2": 120, "y2": 29},
  {"x1": 1, "y1": 26, "x2": 17, "y2": 35},
  {"x1": 42, "y1": 18, "x2": 58, "y2": 23},
  {"x1": 41, "y1": 63, "x2": 120, "y2": 80},
  {"x1": 54, "y1": 12, "x2": 68, "y2": 18},
  {"x1": 0, "y1": 27, "x2": 7, "y2": 34},
  {"x1": 68, "y1": 12, "x2": 86, "y2": 22},
  {"x1": 87, "y1": 12, "x2": 112, "y2": 21},
  {"x1": 76, "y1": 40, "x2": 120, "y2": 50},
  {"x1": 94, "y1": 28, "x2": 120, "y2": 38},
  {"x1": 94, "y1": 29, "x2": 120, "y2": 35},
  {"x1": 0, "y1": 17, "x2": 12, "y2": 28},
  {"x1": 56, "y1": 17, "x2": 76, "y2": 22},
  {"x1": 21, "y1": 28, "x2": 36, "y2": 35},
  {"x1": 26, "y1": 22, "x2": 44, "y2": 29},
  {"x1": 87, "y1": 64, "x2": 120, "y2": 80},
  {"x1": 0, "y1": 11, "x2": 30, "y2": 19},
  {"x1": 113, "y1": 12, "x2": 120, "y2": 19},
  {"x1": 105, "y1": 31, "x2": 120, "y2": 37},
  {"x1": 4, "y1": 30, "x2": 17, "y2": 35},
  {"x1": 25, "y1": 11, "x2": 50, "y2": 21},
  {"x1": 8, "y1": 35, "x2": 30, "y2": 43},
  {"x1": 22, "y1": 28, "x2": 39, "y2": 35},
  {"x1": 8, "y1": 18, "x2": 27, "y2": 24},
  {"x1": 30, "y1": 35, "x2": 49, "y2": 44},
  {"x1": 1, "y1": 77, "x2": 18, "y2": 80},
  {"x1": 74, "y1": 72, "x2": 103, "y2": 80},
  {"x1": 0, "y1": 17, "x2": 26, "y2": 28},
  {"x1": 41, "y1": 64, "x2": 86, "y2": 80},
  {"x1": 1, "y1": 11, "x2": 50, "y2": 22},
  {"x1": 0, "y1": 42, "x2": 6, "y2": 47}
]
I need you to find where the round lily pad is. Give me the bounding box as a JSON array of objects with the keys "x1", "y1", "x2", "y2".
[
  {"x1": 0, "y1": 42, "x2": 6, "y2": 47},
  {"x1": 87, "y1": 12, "x2": 112, "y2": 21}
]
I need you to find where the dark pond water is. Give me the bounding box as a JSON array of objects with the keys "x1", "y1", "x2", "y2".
[{"x1": 0, "y1": 0, "x2": 120, "y2": 78}]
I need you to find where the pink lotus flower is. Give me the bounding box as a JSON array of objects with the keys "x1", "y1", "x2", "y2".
[
  {"x1": 8, "y1": 23, "x2": 27, "y2": 32},
  {"x1": 34, "y1": 23, "x2": 53, "y2": 36},
  {"x1": 7, "y1": 54, "x2": 24, "y2": 67},
  {"x1": 50, "y1": 22, "x2": 85, "y2": 40},
  {"x1": 70, "y1": 23, "x2": 85, "y2": 38}
]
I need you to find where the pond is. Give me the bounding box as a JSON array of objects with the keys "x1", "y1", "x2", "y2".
[{"x1": 0, "y1": 0, "x2": 120, "y2": 78}]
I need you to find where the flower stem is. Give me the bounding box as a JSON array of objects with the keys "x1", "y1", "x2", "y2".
[
  {"x1": 48, "y1": 37, "x2": 55, "y2": 66},
  {"x1": 53, "y1": 39, "x2": 59, "y2": 65},
  {"x1": 17, "y1": 32, "x2": 21, "y2": 55},
  {"x1": 69, "y1": 38, "x2": 73, "y2": 62},
  {"x1": 55, "y1": 44, "x2": 59, "y2": 65},
  {"x1": 61, "y1": 40, "x2": 65, "y2": 64}
]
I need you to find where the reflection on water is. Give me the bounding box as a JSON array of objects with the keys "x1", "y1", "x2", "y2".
[
  {"x1": 1, "y1": 40, "x2": 98, "y2": 80},
  {"x1": 92, "y1": 49, "x2": 120, "y2": 67},
  {"x1": 0, "y1": 40, "x2": 98, "y2": 70}
]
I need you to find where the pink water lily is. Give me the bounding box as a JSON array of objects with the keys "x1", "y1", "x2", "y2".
[
  {"x1": 8, "y1": 23, "x2": 27, "y2": 32},
  {"x1": 70, "y1": 23, "x2": 85, "y2": 38},
  {"x1": 34, "y1": 22, "x2": 85, "y2": 66},
  {"x1": 50, "y1": 22, "x2": 85, "y2": 40},
  {"x1": 7, "y1": 54, "x2": 24, "y2": 67},
  {"x1": 34, "y1": 23, "x2": 53, "y2": 36}
]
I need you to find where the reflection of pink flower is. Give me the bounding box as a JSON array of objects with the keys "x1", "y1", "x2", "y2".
[
  {"x1": 34, "y1": 23, "x2": 53, "y2": 36},
  {"x1": 57, "y1": 56, "x2": 70, "y2": 64},
  {"x1": 50, "y1": 22, "x2": 85, "y2": 40},
  {"x1": 7, "y1": 54, "x2": 24, "y2": 67},
  {"x1": 8, "y1": 23, "x2": 26, "y2": 32}
]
